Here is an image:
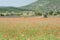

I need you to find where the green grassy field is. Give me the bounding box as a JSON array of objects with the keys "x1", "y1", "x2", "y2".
[{"x1": 0, "y1": 18, "x2": 60, "y2": 40}]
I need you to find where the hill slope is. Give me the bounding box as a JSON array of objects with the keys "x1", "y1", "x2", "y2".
[
  {"x1": 0, "y1": 7, "x2": 30, "y2": 13},
  {"x1": 20, "y1": 0, "x2": 60, "y2": 12}
]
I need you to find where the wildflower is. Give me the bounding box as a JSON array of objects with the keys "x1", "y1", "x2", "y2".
[
  {"x1": 55, "y1": 32, "x2": 59, "y2": 35},
  {"x1": 3, "y1": 34, "x2": 8, "y2": 38}
]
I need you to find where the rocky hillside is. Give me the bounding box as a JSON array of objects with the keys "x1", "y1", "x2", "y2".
[{"x1": 20, "y1": 0, "x2": 60, "y2": 12}]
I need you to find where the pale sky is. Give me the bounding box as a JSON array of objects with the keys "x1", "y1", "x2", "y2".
[{"x1": 0, "y1": 0, "x2": 37, "y2": 7}]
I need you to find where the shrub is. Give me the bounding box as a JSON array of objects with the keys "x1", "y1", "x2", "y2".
[{"x1": 0, "y1": 14, "x2": 4, "y2": 16}]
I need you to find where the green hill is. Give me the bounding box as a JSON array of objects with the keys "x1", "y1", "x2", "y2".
[
  {"x1": 0, "y1": 7, "x2": 31, "y2": 13},
  {"x1": 20, "y1": 0, "x2": 60, "y2": 12}
]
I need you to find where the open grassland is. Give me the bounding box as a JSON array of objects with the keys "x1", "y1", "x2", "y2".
[{"x1": 0, "y1": 18, "x2": 60, "y2": 40}]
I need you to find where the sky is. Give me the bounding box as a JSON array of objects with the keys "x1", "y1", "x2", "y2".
[{"x1": 0, "y1": 0, "x2": 37, "y2": 7}]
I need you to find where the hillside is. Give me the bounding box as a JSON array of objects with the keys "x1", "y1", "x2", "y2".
[
  {"x1": 20, "y1": 0, "x2": 60, "y2": 12},
  {"x1": 0, "y1": 7, "x2": 31, "y2": 13}
]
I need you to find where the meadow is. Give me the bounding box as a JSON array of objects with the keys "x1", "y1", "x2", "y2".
[{"x1": 0, "y1": 18, "x2": 60, "y2": 40}]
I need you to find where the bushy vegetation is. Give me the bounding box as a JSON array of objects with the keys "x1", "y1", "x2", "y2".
[{"x1": 0, "y1": 10, "x2": 60, "y2": 18}]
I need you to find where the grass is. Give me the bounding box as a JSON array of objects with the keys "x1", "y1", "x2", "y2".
[{"x1": 0, "y1": 18, "x2": 60, "y2": 40}]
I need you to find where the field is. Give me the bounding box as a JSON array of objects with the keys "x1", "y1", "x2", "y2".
[{"x1": 0, "y1": 17, "x2": 60, "y2": 40}]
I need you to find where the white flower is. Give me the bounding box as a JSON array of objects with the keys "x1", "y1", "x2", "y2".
[
  {"x1": 21, "y1": 34, "x2": 24, "y2": 37},
  {"x1": 27, "y1": 38, "x2": 30, "y2": 40}
]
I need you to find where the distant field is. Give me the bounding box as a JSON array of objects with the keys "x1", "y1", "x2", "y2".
[{"x1": 0, "y1": 18, "x2": 60, "y2": 40}]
